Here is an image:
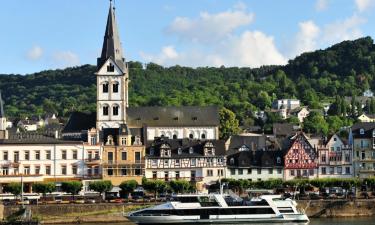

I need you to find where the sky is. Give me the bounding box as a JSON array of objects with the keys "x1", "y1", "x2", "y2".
[{"x1": 0, "y1": 0, "x2": 375, "y2": 74}]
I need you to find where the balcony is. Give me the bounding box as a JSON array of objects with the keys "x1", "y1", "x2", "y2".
[
  {"x1": 82, "y1": 174, "x2": 102, "y2": 180},
  {"x1": 359, "y1": 168, "x2": 375, "y2": 173},
  {"x1": 84, "y1": 158, "x2": 101, "y2": 165}
]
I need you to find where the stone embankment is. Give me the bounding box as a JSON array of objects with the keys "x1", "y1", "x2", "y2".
[{"x1": 1, "y1": 200, "x2": 375, "y2": 223}]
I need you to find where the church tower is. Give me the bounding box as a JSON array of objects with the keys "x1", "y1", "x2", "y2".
[{"x1": 96, "y1": 0, "x2": 129, "y2": 130}]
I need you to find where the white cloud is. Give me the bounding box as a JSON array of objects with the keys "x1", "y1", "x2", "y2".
[
  {"x1": 26, "y1": 45, "x2": 43, "y2": 61},
  {"x1": 322, "y1": 14, "x2": 366, "y2": 44},
  {"x1": 52, "y1": 51, "x2": 80, "y2": 68},
  {"x1": 140, "y1": 31, "x2": 287, "y2": 68},
  {"x1": 355, "y1": 0, "x2": 375, "y2": 12},
  {"x1": 233, "y1": 1, "x2": 247, "y2": 11},
  {"x1": 289, "y1": 20, "x2": 320, "y2": 57},
  {"x1": 316, "y1": 0, "x2": 329, "y2": 11},
  {"x1": 166, "y1": 8, "x2": 254, "y2": 43}
]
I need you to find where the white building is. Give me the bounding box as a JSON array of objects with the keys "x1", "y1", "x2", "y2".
[
  {"x1": 272, "y1": 99, "x2": 300, "y2": 110},
  {"x1": 317, "y1": 134, "x2": 353, "y2": 178}
]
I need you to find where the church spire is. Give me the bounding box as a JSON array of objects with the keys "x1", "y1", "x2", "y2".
[
  {"x1": 0, "y1": 91, "x2": 4, "y2": 118},
  {"x1": 98, "y1": 0, "x2": 125, "y2": 71}
]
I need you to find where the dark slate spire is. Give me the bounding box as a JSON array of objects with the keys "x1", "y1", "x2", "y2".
[
  {"x1": 0, "y1": 91, "x2": 4, "y2": 118},
  {"x1": 97, "y1": 0, "x2": 126, "y2": 71}
]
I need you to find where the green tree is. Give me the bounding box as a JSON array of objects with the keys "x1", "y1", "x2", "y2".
[
  {"x1": 3, "y1": 183, "x2": 22, "y2": 198},
  {"x1": 119, "y1": 180, "x2": 138, "y2": 198},
  {"x1": 169, "y1": 180, "x2": 191, "y2": 193},
  {"x1": 88, "y1": 180, "x2": 113, "y2": 201},
  {"x1": 326, "y1": 116, "x2": 344, "y2": 134},
  {"x1": 303, "y1": 111, "x2": 328, "y2": 135},
  {"x1": 61, "y1": 181, "x2": 83, "y2": 200},
  {"x1": 219, "y1": 107, "x2": 240, "y2": 140},
  {"x1": 32, "y1": 182, "x2": 56, "y2": 199}
]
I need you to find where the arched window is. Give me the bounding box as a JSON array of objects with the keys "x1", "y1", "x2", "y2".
[
  {"x1": 201, "y1": 133, "x2": 206, "y2": 139},
  {"x1": 189, "y1": 147, "x2": 194, "y2": 154},
  {"x1": 230, "y1": 158, "x2": 234, "y2": 165},
  {"x1": 102, "y1": 83, "x2": 109, "y2": 93},
  {"x1": 107, "y1": 63, "x2": 115, "y2": 72},
  {"x1": 189, "y1": 133, "x2": 194, "y2": 139},
  {"x1": 103, "y1": 105, "x2": 109, "y2": 116},
  {"x1": 113, "y1": 82, "x2": 119, "y2": 93},
  {"x1": 173, "y1": 134, "x2": 177, "y2": 139},
  {"x1": 178, "y1": 148, "x2": 182, "y2": 155},
  {"x1": 113, "y1": 105, "x2": 119, "y2": 116}
]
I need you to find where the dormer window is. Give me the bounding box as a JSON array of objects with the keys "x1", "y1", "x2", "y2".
[
  {"x1": 160, "y1": 144, "x2": 171, "y2": 157},
  {"x1": 107, "y1": 63, "x2": 115, "y2": 72},
  {"x1": 230, "y1": 158, "x2": 234, "y2": 165},
  {"x1": 204, "y1": 142, "x2": 215, "y2": 156},
  {"x1": 134, "y1": 136, "x2": 142, "y2": 145},
  {"x1": 277, "y1": 157, "x2": 281, "y2": 164},
  {"x1": 103, "y1": 83, "x2": 109, "y2": 93},
  {"x1": 360, "y1": 128, "x2": 365, "y2": 135},
  {"x1": 192, "y1": 117, "x2": 198, "y2": 121},
  {"x1": 106, "y1": 135, "x2": 114, "y2": 145},
  {"x1": 121, "y1": 137, "x2": 126, "y2": 146},
  {"x1": 239, "y1": 145, "x2": 249, "y2": 152},
  {"x1": 189, "y1": 147, "x2": 194, "y2": 154},
  {"x1": 178, "y1": 148, "x2": 182, "y2": 155},
  {"x1": 150, "y1": 148, "x2": 154, "y2": 156},
  {"x1": 113, "y1": 83, "x2": 119, "y2": 93}
]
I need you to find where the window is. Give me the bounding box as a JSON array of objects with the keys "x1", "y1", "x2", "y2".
[
  {"x1": 135, "y1": 166, "x2": 142, "y2": 175},
  {"x1": 151, "y1": 159, "x2": 157, "y2": 166},
  {"x1": 290, "y1": 170, "x2": 295, "y2": 176},
  {"x1": 103, "y1": 83, "x2": 109, "y2": 93},
  {"x1": 173, "y1": 134, "x2": 177, "y2": 139},
  {"x1": 178, "y1": 148, "x2": 182, "y2": 155},
  {"x1": 103, "y1": 105, "x2": 109, "y2": 116},
  {"x1": 24, "y1": 166, "x2": 30, "y2": 175},
  {"x1": 247, "y1": 168, "x2": 252, "y2": 174},
  {"x1": 268, "y1": 169, "x2": 273, "y2": 174},
  {"x1": 201, "y1": 133, "x2": 206, "y2": 139},
  {"x1": 121, "y1": 138, "x2": 126, "y2": 146},
  {"x1": 135, "y1": 152, "x2": 141, "y2": 161},
  {"x1": 3, "y1": 151, "x2": 8, "y2": 160},
  {"x1": 35, "y1": 166, "x2": 40, "y2": 175},
  {"x1": 90, "y1": 136, "x2": 97, "y2": 145},
  {"x1": 238, "y1": 169, "x2": 243, "y2": 175},
  {"x1": 331, "y1": 147, "x2": 334, "y2": 151},
  {"x1": 14, "y1": 152, "x2": 19, "y2": 162},
  {"x1": 108, "y1": 152, "x2": 114, "y2": 162},
  {"x1": 72, "y1": 165, "x2": 77, "y2": 175},
  {"x1": 175, "y1": 171, "x2": 180, "y2": 179},
  {"x1": 152, "y1": 171, "x2": 157, "y2": 179},
  {"x1": 337, "y1": 167, "x2": 342, "y2": 174},
  {"x1": 207, "y1": 170, "x2": 213, "y2": 176},
  {"x1": 35, "y1": 151, "x2": 40, "y2": 160},
  {"x1": 277, "y1": 157, "x2": 281, "y2": 164},
  {"x1": 62, "y1": 150, "x2": 67, "y2": 160},
  {"x1": 189, "y1": 133, "x2": 194, "y2": 139},
  {"x1": 107, "y1": 63, "x2": 115, "y2": 72},
  {"x1": 321, "y1": 154, "x2": 326, "y2": 163},
  {"x1": 164, "y1": 159, "x2": 169, "y2": 166},
  {"x1": 322, "y1": 167, "x2": 326, "y2": 175},
  {"x1": 72, "y1": 150, "x2": 77, "y2": 160},
  {"x1": 189, "y1": 147, "x2": 194, "y2": 154},
  {"x1": 303, "y1": 170, "x2": 308, "y2": 176},
  {"x1": 175, "y1": 159, "x2": 180, "y2": 166},
  {"x1": 362, "y1": 151, "x2": 366, "y2": 160},
  {"x1": 121, "y1": 167, "x2": 127, "y2": 176},
  {"x1": 61, "y1": 165, "x2": 67, "y2": 175},
  {"x1": 164, "y1": 171, "x2": 169, "y2": 181},
  {"x1": 309, "y1": 169, "x2": 314, "y2": 176},
  {"x1": 345, "y1": 167, "x2": 350, "y2": 174},
  {"x1": 329, "y1": 167, "x2": 334, "y2": 174},
  {"x1": 336, "y1": 147, "x2": 341, "y2": 151},
  {"x1": 230, "y1": 158, "x2": 234, "y2": 165},
  {"x1": 191, "y1": 159, "x2": 196, "y2": 166},
  {"x1": 218, "y1": 169, "x2": 224, "y2": 177},
  {"x1": 277, "y1": 168, "x2": 282, "y2": 174},
  {"x1": 121, "y1": 152, "x2": 127, "y2": 160},
  {"x1": 360, "y1": 128, "x2": 365, "y2": 135},
  {"x1": 345, "y1": 154, "x2": 350, "y2": 162},
  {"x1": 257, "y1": 169, "x2": 261, "y2": 174},
  {"x1": 113, "y1": 83, "x2": 119, "y2": 93},
  {"x1": 107, "y1": 168, "x2": 114, "y2": 176},
  {"x1": 113, "y1": 105, "x2": 119, "y2": 116},
  {"x1": 24, "y1": 151, "x2": 30, "y2": 160},
  {"x1": 45, "y1": 165, "x2": 51, "y2": 175},
  {"x1": 230, "y1": 169, "x2": 236, "y2": 175}
]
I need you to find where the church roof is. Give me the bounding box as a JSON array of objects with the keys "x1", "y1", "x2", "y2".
[
  {"x1": 127, "y1": 106, "x2": 219, "y2": 127},
  {"x1": 62, "y1": 112, "x2": 96, "y2": 133},
  {"x1": 0, "y1": 91, "x2": 4, "y2": 118},
  {"x1": 97, "y1": 1, "x2": 126, "y2": 71}
]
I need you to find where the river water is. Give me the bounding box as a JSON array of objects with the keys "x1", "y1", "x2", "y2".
[{"x1": 58, "y1": 218, "x2": 375, "y2": 225}]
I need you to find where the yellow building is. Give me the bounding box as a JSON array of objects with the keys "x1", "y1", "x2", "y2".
[
  {"x1": 357, "y1": 114, "x2": 375, "y2": 123},
  {"x1": 101, "y1": 125, "x2": 145, "y2": 185}
]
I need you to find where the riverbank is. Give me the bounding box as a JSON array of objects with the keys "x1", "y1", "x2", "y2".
[{"x1": 3, "y1": 200, "x2": 375, "y2": 224}]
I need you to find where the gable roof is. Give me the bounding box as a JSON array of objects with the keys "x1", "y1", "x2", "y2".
[
  {"x1": 62, "y1": 112, "x2": 96, "y2": 133},
  {"x1": 127, "y1": 106, "x2": 219, "y2": 127},
  {"x1": 351, "y1": 122, "x2": 375, "y2": 138}
]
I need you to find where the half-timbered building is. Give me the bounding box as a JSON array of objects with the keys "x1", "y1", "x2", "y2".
[
  {"x1": 284, "y1": 132, "x2": 318, "y2": 180},
  {"x1": 145, "y1": 138, "x2": 226, "y2": 185}
]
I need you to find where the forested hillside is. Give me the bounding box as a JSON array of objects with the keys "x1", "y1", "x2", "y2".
[{"x1": 1, "y1": 37, "x2": 375, "y2": 130}]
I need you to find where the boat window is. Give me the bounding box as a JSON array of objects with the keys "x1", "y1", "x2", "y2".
[
  {"x1": 173, "y1": 196, "x2": 199, "y2": 203},
  {"x1": 132, "y1": 207, "x2": 275, "y2": 216},
  {"x1": 198, "y1": 196, "x2": 220, "y2": 207}
]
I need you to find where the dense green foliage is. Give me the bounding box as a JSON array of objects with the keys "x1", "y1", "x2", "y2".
[
  {"x1": 32, "y1": 182, "x2": 56, "y2": 197},
  {"x1": 61, "y1": 181, "x2": 83, "y2": 199},
  {"x1": 2, "y1": 37, "x2": 375, "y2": 134},
  {"x1": 119, "y1": 180, "x2": 138, "y2": 198},
  {"x1": 3, "y1": 182, "x2": 22, "y2": 197},
  {"x1": 88, "y1": 180, "x2": 113, "y2": 198}
]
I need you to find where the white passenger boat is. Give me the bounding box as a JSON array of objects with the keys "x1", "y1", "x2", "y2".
[{"x1": 126, "y1": 194, "x2": 309, "y2": 224}]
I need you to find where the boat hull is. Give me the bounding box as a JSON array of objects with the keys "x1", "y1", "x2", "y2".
[{"x1": 127, "y1": 214, "x2": 309, "y2": 224}]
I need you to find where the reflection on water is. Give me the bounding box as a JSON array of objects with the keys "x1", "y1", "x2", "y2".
[{"x1": 54, "y1": 217, "x2": 375, "y2": 225}]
